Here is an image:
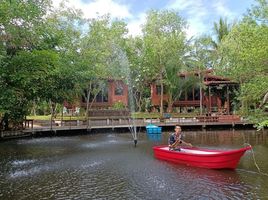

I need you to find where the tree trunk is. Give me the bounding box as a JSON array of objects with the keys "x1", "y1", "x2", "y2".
[
  {"x1": 260, "y1": 92, "x2": 268, "y2": 108},
  {"x1": 31, "y1": 100, "x2": 37, "y2": 116},
  {"x1": 167, "y1": 93, "x2": 173, "y2": 113},
  {"x1": 89, "y1": 93, "x2": 98, "y2": 109},
  {"x1": 86, "y1": 87, "x2": 91, "y2": 129}
]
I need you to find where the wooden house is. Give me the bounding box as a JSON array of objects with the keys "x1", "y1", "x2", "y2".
[
  {"x1": 64, "y1": 79, "x2": 128, "y2": 111},
  {"x1": 151, "y1": 70, "x2": 238, "y2": 114}
]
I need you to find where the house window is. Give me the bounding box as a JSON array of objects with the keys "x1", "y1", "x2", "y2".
[
  {"x1": 115, "y1": 84, "x2": 124, "y2": 95},
  {"x1": 82, "y1": 81, "x2": 108, "y2": 103},
  {"x1": 96, "y1": 86, "x2": 108, "y2": 102},
  {"x1": 156, "y1": 85, "x2": 166, "y2": 95},
  {"x1": 194, "y1": 88, "x2": 200, "y2": 100},
  {"x1": 187, "y1": 90, "x2": 194, "y2": 101},
  {"x1": 179, "y1": 91, "x2": 186, "y2": 101}
]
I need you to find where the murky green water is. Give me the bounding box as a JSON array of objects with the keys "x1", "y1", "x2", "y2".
[{"x1": 0, "y1": 130, "x2": 267, "y2": 199}]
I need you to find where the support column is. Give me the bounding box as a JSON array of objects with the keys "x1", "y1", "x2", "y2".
[
  {"x1": 227, "y1": 85, "x2": 230, "y2": 115},
  {"x1": 208, "y1": 86, "x2": 211, "y2": 113}
]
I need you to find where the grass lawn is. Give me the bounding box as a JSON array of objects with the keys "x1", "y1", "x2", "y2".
[
  {"x1": 27, "y1": 112, "x2": 197, "y2": 121},
  {"x1": 27, "y1": 115, "x2": 86, "y2": 121}
]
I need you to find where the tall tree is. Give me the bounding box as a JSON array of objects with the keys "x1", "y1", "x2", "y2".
[
  {"x1": 212, "y1": 17, "x2": 233, "y2": 50},
  {"x1": 0, "y1": 0, "x2": 53, "y2": 128},
  {"x1": 188, "y1": 36, "x2": 216, "y2": 114},
  {"x1": 142, "y1": 10, "x2": 188, "y2": 115},
  {"x1": 218, "y1": 12, "x2": 268, "y2": 125},
  {"x1": 244, "y1": 0, "x2": 268, "y2": 25},
  {"x1": 79, "y1": 15, "x2": 128, "y2": 124},
  {"x1": 125, "y1": 36, "x2": 151, "y2": 112}
]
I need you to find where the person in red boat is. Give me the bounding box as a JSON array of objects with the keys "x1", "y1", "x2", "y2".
[{"x1": 168, "y1": 125, "x2": 192, "y2": 150}]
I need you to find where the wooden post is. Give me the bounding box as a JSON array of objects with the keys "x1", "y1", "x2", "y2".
[
  {"x1": 88, "y1": 119, "x2": 91, "y2": 130},
  {"x1": 199, "y1": 72, "x2": 203, "y2": 115},
  {"x1": 61, "y1": 106, "x2": 63, "y2": 127},
  {"x1": 227, "y1": 85, "x2": 230, "y2": 115},
  {"x1": 208, "y1": 86, "x2": 211, "y2": 113},
  {"x1": 160, "y1": 70, "x2": 164, "y2": 116},
  {"x1": 69, "y1": 115, "x2": 71, "y2": 129}
]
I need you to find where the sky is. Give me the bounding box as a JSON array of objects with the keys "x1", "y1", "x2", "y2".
[{"x1": 52, "y1": 0, "x2": 255, "y2": 38}]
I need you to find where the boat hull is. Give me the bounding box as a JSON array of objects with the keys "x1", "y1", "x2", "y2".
[{"x1": 153, "y1": 146, "x2": 252, "y2": 169}]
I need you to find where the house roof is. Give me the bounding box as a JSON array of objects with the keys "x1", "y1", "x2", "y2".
[
  {"x1": 204, "y1": 81, "x2": 238, "y2": 86},
  {"x1": 204, "y1": 74, "x2": 231, "y2": 81},
  {"x1": 179, "y1": 69, "x2": 235, "y2": 83}
]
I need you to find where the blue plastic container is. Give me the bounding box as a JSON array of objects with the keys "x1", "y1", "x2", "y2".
[{"x1": 146, "y1": 124, "x2": 162, "y2": 134}]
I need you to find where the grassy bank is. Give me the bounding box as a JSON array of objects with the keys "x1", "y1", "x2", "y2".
[{"x1": 27, "y1": 112, "x2": 197, "y2": 121}]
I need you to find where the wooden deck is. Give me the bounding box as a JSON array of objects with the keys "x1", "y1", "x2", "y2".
[{"x1": 0, "y1": 116, "x2": 253, "y2": 140}]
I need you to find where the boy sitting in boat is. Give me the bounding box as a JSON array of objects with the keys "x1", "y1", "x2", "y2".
[{"x1": 169, "y1": 125, "x2": 192, "y2": 151}]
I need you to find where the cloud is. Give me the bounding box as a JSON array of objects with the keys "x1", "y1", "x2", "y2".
[
  {"x1": 127, "y1": 13, "x2": 146, "y2": 36},
  {"x1": 185, "y1": 19, "x2": 207, "y2": 39},
  {"x1": 166, "y1": 0, "x2": 209, "y2": 38},
  {"x1": 213, "y1": 1, "x2": 235, "y2": 18},
  {"x1": 166, "y1": 0, "x2": 193, "y2": 10},
  {"x1": 52, "y1": 0, "x2": 145, "y2": 36},
  {"x1": 52, "y1": 0, "x2": 132, "y2": 19}
]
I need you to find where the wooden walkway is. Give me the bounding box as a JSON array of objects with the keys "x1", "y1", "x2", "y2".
[{"x1": 0, "y1": 116, "x2": 253, "y2": 140}]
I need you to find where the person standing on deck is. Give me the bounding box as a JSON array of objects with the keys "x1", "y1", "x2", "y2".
[{"x1": 168, "y1": 125, "x2": 192, "y2": 150}]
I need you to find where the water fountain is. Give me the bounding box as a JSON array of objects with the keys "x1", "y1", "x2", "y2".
[{"x1": 111, "y1": 44, "x2": 138, "y2": 147}]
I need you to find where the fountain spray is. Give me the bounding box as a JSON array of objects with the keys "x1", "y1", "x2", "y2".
[{"x1": 112, "y1": 44, "x2": 138, "y2": 147}]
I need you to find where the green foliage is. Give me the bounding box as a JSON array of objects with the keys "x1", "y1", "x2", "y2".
[
  {"x1": 244, "y1": 0, "x2": 268, "y2": 24},
  {"x1": 216, "y1": 0, "x2": 268, "y2": 125},
  {"x1": 0, "y1": 1, "x2": 82, "y2": 128},
  {"x1": 189, "y1": 35, "x2": 216, "y2": 69},
  {"x1": 112, "y1": 101, "x2": 126, "y2": 110},
  {"x1": 0, "y1": 0, "x2": 267, "y2": 130},
  {"x1": 212, "y1": 18, "x2": 234, "y2": 49},
  {"x1": 142, "y1": 10, "x2": 188, "y2": 113},
  {"x1": 257, "y1": 119, "x2": 268, "y2": 130}
]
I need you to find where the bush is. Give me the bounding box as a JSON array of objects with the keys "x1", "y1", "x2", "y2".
[{"x1": 112, "y1": 101, "x2": 126, "y2": 110}]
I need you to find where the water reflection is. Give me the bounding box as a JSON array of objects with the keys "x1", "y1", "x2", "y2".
[
  {"x1": 0, "y1": 130, "x2": 267, "y2": 199},
  {"x1": 147, "y1": 133, "x2": 162, "y2": 141}
]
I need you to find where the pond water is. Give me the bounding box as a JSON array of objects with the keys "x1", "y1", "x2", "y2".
[{"x1": 0, "y1": 129, "x2": 268, "y2": 199}]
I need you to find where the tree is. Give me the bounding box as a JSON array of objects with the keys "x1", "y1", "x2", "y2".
[
  {"x1": 40, "y1": 4, "x2": 85, "y2": 119},
  {"x1": 218, "y1": 19, "x2": 268, "y2": 124},
  {"x1": 0, "y1": 0, "x2": 53, "y2": 128},
  {"x1": 125, "y1": 36, "x2": 151, "y2": 112},
  {"x1": 187, "y1": 36, "x2": 217, "y2": 114},
  {"x1": 212, "y1": 18, "x2": 233, "y2": 49},
  {"x1": 79, "y1": 15, "x2": 128, "y2": 125},
  {"x1": 0, "y1": 1, "x2": 83, "y2": 129},
  {"x1": 142, "y1": 10, "x2": 188, "y2": 115},
  {"x1": 244, "y1": 0, "x2": 268, "y2": 25}
]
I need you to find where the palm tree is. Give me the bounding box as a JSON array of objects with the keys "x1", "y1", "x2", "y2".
[{"x1": 212, "y1": 17, "x2": 233, "y2": 49}]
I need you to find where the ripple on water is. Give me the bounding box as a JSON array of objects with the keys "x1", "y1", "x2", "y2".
[
  {"x1": 17, "y1": 137, "x2": 77, "y2": 145},
  {"x1": 81, "y1": 139, "x2": 128, "y2": 149},
  {"x1": 1, "y1": 131, "x2": 267, "y2": 200},
  {"x1": 9, "y1": 165, "x2": 51, "y2": 179},
  {"x1": 81, "y1": 143, "x2": 100, "y2": 149},
  {"x1": 11, "y1": 159, "x2": 36, "y2": 166},
  {"x1": 80, "y1": 161, "x2": 103, "y2": 169},
  {"x1": 107, "y1": 134, "x2": 116, "y2": 138}
]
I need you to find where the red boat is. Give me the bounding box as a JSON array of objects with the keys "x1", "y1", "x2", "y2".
[{"x1": 153, "y1": 145, "x2": 252, "y2": 169}]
